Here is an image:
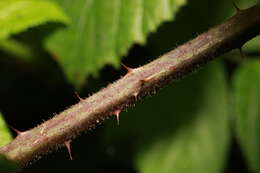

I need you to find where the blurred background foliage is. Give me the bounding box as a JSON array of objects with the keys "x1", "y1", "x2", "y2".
[{"x1": 0, "y1": 0, "x2": 260, "y2": 173}]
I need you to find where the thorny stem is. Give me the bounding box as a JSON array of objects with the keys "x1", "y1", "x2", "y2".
[{"x1": 1, "y1": 2, "x2": 260, "y2": 168}]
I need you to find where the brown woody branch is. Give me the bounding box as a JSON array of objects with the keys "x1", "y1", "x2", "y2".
[{"x1": 1, "y1": 2, "x2": 260, "y2": 167}]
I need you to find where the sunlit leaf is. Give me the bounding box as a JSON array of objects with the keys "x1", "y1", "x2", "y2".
[
  {"x1": 46, "y1": 0, "x2": 186, "y2": 87},
  {"x1": 0, "y1": 0, "x2": 69, "y2": 40}
]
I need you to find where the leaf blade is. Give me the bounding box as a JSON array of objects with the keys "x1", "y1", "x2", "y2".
[
  {"x1": 0, "y1": 0, "x2": 69, "y2": 40},
  {"x1": 0, "y1": 113, "x2": 17, "y2": 173},
  {"x1": 234, "y1": 60, "x2": 260, "y2": 173},
  {"x1": 0, "y1": 113, "x2": 12, "y2": 147},
  {"x1": 46, "y1": 0, "x2": 186, "y2": 87},
  {"x1": 135, "y1": 63, "x2": 230, "y2": 173}
]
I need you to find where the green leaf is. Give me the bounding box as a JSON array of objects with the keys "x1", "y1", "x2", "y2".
[
  {"x1": 0, "y1": 113, "x2": 17, "y2": 173},
  {"x1": 46, "y1": 0, "x2": 186, "y2": 87},
  {"x1": 0, "y1": 0, "x2": 69, "y2": 40},
  {"x1": 102, "y1": 62, "x2": 230, "y2": 173},
  {"x1": 234, "y1": 60, "x2": 260, "y2": 173},
  {"x1": 0, "y1": 113, "x2": 12, "y2": 147}
]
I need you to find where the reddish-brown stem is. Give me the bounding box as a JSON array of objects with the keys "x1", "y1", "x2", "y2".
[{"x1": 1, "y1": 2, "x2": 260, "y2": 167}]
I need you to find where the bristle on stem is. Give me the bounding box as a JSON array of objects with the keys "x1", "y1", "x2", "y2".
[
  {"x1": 64, "y1": 140, "x2": 73, "y2": 160},
  {"x1": 133, "y1": 92, "x2": 138, "y2": 99},
  {"x1": 10, "y1": 126, "x2": 25, "y2": 136},
  {"x1": 121, "y1": 63, "x2": 134, "y2": 73},
  {"x1": 113, "y1": 110, "x2": 121, "y2": 126},
  {"x1": 74, "y1": 92, "x2": 83, "y2": 101}
]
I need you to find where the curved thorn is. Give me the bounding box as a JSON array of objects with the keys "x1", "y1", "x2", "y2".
[
  {"x1": 74, "y1": 92, "x2": 83, "y2": 101},
  {"x1": 9, "y1": 126, "x2": 24, "y2": 135},
  {"x1": 64, "y1": 140, "x2": 73, "y2": 160},
  {"x1": 121, "y1": 63, "x2": 134, "y2": 73},
  {"x1": 113, "y1": 110, "x2": 121, "y2": 126},
  {"x1": 133, "y1": 92, "x2": 138, "y2": 99},
  {"x1": 140, "y1": 76, "x2": 152, "y2": 86}
]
